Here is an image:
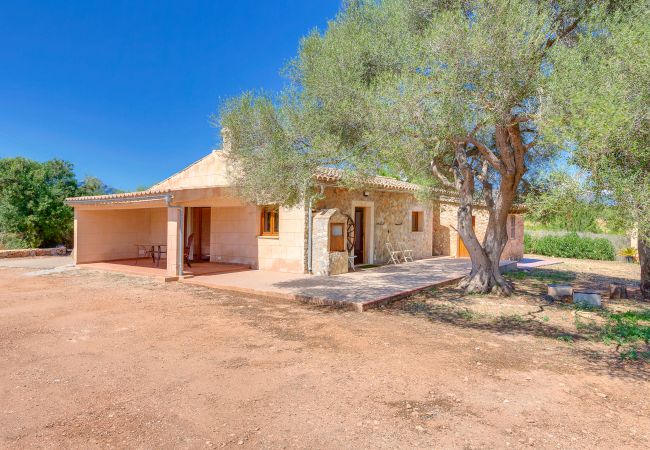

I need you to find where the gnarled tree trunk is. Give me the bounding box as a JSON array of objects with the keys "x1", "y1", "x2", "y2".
[
  {"x1": 639, "y1": 238, "x2": 650, "y2": 300},
  {"x1": 455, "y1": 177, "x2": 517, "y2": 296},
  {"x1": 450, "y1": 124, "x2": 526, "y2": 296}
]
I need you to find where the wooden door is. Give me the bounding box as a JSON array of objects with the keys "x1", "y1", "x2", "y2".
[
  {"x1": 457, "y1": 216, "x2": 476, "y2": 258},
  {"x1": 354, "y1": 207, "x2": 365, "y2": 265}
]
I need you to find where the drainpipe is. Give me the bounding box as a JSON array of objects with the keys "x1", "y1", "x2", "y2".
[
  {"x1": 307, "y1": 197, "x2": 313, "y2": 274},
  {"x1": 306, "y1": 184, "x2": 325, "y2": 275}
]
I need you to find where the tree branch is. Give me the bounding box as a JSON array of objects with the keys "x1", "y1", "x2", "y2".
[
  {"x1": 475, "y1": 160, "x2": 495, "y2": 210},
  {"x1": 430, "y1": 161, "x2": 455, "y2": 189},
  {"x1": 510, "y1": 116, "x2": 534, "y2": 125},
  {"x1": 461, "y1": 137, "x2": 505, "y2": 173},
  {"x1": 544, "y1": 16, "x2": 582, "y2": 51}
]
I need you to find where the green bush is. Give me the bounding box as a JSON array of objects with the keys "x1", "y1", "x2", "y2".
[
  {"x1": 0, "y1": 232, "x2": 30, "y2": 250},
  {"x1": 524, "y1": 232, "x2": 615, "y2": 260}
]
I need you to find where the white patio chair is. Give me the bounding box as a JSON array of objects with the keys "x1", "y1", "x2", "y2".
[
  {"x1": 398, "y1": 242, "x2": 414, "y2": 262},
  {"x1": 348, "y1": 252, "x2": 356, "y2": 271},
  {"x1": 385, "y1": 242, "x2": 403, "y2": 265}
]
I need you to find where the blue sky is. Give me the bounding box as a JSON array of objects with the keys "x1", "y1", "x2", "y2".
[{"x1": 0, "y1": 0, "x2": 340, "y2": 190}]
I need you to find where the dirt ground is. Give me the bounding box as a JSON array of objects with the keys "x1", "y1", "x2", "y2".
[{"x1": 1, "y1": 257, "x2": 649, "y2": 449}]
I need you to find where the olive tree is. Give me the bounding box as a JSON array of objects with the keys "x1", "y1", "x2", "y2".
[
  {"x1": 220, "y1": 0, "x2": 634, "y2": 295},
  {"x1": 545, "y1": 2, "x2": 650, "y2": 298}
]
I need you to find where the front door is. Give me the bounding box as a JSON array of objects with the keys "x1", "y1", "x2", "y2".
[
  {"x1": 457, "y1": 215, "x2": 476, "y2": 258},
  {"x1": 354, "y1": 207, "x2": 365, "y2": 265}
]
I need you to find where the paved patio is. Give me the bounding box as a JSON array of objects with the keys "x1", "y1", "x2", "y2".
[
  {"x1": 78, "y1": 259, "x2": 250, "y2": 281},
  {"x1": 184, "y1": 257, "x2": 480, "y2": 311}
]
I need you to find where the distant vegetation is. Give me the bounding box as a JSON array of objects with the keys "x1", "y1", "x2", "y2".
[
  {"x1": 524, "y1": 171, "x2": 628, "y2": 235},
  {"x1": 524, "y1": 233, "x2": 616, "y2": 261},
  {"x1": 0, "y1": 157, "x2": 119, "y2": 249}
]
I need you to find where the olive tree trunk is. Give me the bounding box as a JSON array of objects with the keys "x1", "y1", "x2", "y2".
[
  {"x1": 639, "y1": 238, "x2": 650, "y2": 300},
  {"x1": 451, "y1": 125, "x2": 525, "y2": 296},
  {"x1": 456, "y1": 176, "x2": 516, "y2": 296}
]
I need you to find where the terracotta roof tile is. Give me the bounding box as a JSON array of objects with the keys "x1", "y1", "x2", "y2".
[
  {"x1": 66, "y1": 188, "x2": 172, "y2": 202},
  {"x1": 314, "y1": 167, "x2": 421, "y2": 192}
]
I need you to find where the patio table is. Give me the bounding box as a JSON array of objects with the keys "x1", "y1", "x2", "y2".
[{"x1": 135, "y1": 243, "x2": 167, "y2": 267}]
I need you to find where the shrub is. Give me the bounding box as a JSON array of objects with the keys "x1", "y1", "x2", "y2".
[
  {"x1": 524, "y1": 232, "x2": 615, "y2": 260},
  {"x1": 0, "y1": 232, "x2": 30, "y2": 250}
]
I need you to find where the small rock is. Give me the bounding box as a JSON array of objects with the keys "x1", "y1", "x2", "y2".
[{"x1": 415, "y1": 425, "x2": 425, "y2": 432}]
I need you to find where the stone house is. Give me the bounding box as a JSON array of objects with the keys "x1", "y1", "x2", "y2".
[{"x1": 66, "y1": 138, "x2": 524, "y2": 279}]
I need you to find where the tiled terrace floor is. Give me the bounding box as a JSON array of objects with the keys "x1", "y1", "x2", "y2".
[
  {"x1": 78, "y1": 259, "x2": 250, "y2": 281},
  {"x1": 184, "y1": 257, "x2": 480, "y2": 311}
]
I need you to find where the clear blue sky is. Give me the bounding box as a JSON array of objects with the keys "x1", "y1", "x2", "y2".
[{"x1": 0, "y1": 0, "x2": 340, "y2": 191}]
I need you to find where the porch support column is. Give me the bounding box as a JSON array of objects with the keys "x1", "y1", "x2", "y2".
[
  {"x1": 72, "y1": 209, "x2": 79, "y2": 264},
  {"x1": 167, "y1": 207, "x2": 183, "y2": 277}
]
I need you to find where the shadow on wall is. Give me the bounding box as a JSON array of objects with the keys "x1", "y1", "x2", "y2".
[{"x1": 434, "y1": 227, "x2": 451, "y2": 256}]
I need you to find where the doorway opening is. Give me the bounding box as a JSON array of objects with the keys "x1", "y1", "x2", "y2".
[
  {"x1": 354, "y1": 207, "x2": 365, "y2": 265},
  {"x1": 184, "y1": 207, "x2": 211, "y2": 262}
]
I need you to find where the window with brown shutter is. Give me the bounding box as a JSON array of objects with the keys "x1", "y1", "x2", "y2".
[
  {"x1": 260, "y1": 206, "x2": 279, "y2": 237},
  {"x1": 411, "y1": 211, "x2": 424, "y2": 232},
  {"x1": 330, "y1": 223, "x2": 345, "y2": 252}
]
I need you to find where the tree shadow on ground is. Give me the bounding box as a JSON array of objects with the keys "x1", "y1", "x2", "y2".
[{"x1": 386, "y1": 300, "x2": 649, "y2": 380}]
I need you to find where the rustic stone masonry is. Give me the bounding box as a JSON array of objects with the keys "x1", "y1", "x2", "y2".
[
  {"x1": 311, "y1": 209, "x2": 349, "y2": 276},
  {"x1": 314, "y1": 187, "x2": 433, "y2": 265},
  {"x1": 0, "y1": 247, "x2": 67, "y2": 259},
  {"x1": 432, "y1": 201, "x2": 524, "y2": 260}
]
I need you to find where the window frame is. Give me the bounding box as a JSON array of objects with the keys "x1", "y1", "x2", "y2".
[
  {"x1": 411, "y1": 211, "x2": 424, "y2": 232},
  {"x1": 260, "y1": 206, "x2": 280, "y2": 237}
]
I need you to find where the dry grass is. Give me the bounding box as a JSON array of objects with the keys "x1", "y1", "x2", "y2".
[{"x1": 387, "y1": 256, "x2": 649, "y2": 359}]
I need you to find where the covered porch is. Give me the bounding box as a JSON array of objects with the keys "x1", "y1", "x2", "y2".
[
  {"x1": 69, "y1": 187, "x2": 260, "y2": 280},
  {"x1": 78, "y1": 258, "x2": 249, "y2": 281}
]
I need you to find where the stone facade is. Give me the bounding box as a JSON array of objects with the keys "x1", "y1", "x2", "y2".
[
  {"x1": 311, "y1": 209, "x2": 349, "y2": 276},
  {"x1": 314, "y1": 187, "x2": 433, "y2": 265},
  {"x1": 432, "y1": 201, "x2": 524, "y2": 260}
]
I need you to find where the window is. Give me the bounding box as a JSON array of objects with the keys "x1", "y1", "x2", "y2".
[
  {"x1": 260, "y1": 206, "x2": 279, "y2": 237},
  {"x1": 329, "y1": 223, "x2": 345, "y2": 252},
  {"x1": 411, "y1": 211, "x2": 424, "y2": 232},
  {"x1": 510, "y1": 215, "x2": 516, "y2": 240}
]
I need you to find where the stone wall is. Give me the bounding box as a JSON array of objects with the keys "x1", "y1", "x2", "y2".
[
  {"x1": 315, "y1": 187, "x2": 433, "y2": 265},
  {"x1": 0, "y1": 247, "x2": 67, "y2": 259},
  {"x1": 432, "y1": 201, "x2": 524, "y2": 260},
  {"x1": 311, "y1": 208, "x2": 349, "y2": 276}
]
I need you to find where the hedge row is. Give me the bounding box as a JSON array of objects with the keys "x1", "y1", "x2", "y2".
[{"x1": 524, "y1": 232, "x2": 616, "y2": 261}]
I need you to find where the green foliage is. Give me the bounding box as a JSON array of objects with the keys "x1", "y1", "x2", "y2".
[
  {"x1": 525, "y1": 170, "x2": 625, "y2": 233},
  {"x1": 524, "y1": 232, "x2": 615, "y2": 260},
  {"x1": 0, "y1": 158, "x2": 78, "y2": 247},
  {"x1": 0, "y1": 157, "x2": 116, "y2": 248},
  {"x1": 601, "y1": 310, "x2": 650, "y2": 348},
  {"x1": 0, "y1": 232, "x2": 30, "y2": 250},
  {"x1": 77, "y1": 175, "x2": 121, "y2": 196},
  {"x1": 218, "y1": 0, "x2": 632, "y2": 206},
  {"x1": 545, "y1": 1, "x2": 650, "y2": 243}
]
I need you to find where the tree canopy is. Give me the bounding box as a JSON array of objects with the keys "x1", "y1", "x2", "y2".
[
  {"x1": 0, "y1": 157, "x2": 117, "y2": 249},
  {"x1": 219, "y1": 0, "x2": 640, "y2": 295},
  {"x1": 544, "y1": 0, "x2": 649, "y2": 295}
]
